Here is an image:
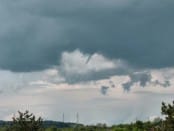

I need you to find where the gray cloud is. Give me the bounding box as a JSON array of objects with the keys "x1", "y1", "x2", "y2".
[
  {"x1": 122, "y1": 71, "x2": 171, "y2": 91},
  {"x1": 109, "y1": 81, "x2": 115, "y2": 88},
  {"x1": 152, "y1": 80, "x2": 170, "y2": 87},
  {"x1": 99, "y1": 81, "x2": 116, "y2": 95},
  {"x1": 100, "y1": 86, "x2": 109, "y2": 95},
  {"x1": 0, "y1": 0, "x2": 174, "y2": 72},
  {"x1": 122, "y1": 72, "x2": 152, "y2": 91},
  {"x1": 122, "y1": 82, "x2": 133, "y2": 91}
]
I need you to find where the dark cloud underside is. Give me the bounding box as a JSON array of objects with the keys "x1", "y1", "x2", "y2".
[{"x1": 0, "y1": 0, "x2": 174, "y2": 72}]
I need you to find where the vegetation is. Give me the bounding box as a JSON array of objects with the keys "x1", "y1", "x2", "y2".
[
  {"x1": 161, "y1": 101, "x2": 174, "y2": 130},
  {"x1": 0, "y1": 100, "x2": 173, "y2": 130},
  {"x1": 9, "y1": 110, "x2": 43, "y2": 131}
]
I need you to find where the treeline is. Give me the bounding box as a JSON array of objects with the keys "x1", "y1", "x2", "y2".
[
  {"x1": 0, "y1": 100, "x2": 174, "y2": 131},
  {"x1": 0, "y1": 121, "x2": 79, "y2": 129}
]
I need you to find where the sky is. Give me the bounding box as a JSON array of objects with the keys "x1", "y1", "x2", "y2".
[{"x1": 0, "y1": 0, "x2": 174, "y2": 125}]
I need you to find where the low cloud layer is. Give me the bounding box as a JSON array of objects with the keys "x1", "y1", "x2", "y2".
[
  {"x1": 0, "y1": 50, "x2": 173, "y2": 124},
  {"x1": 0, "y1": 50, "x2": 172, "y2": 94}
]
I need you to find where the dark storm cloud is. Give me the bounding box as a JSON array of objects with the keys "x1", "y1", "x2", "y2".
[
  {"x1": 0, "y1": 0, "x2": 174, "y2": 72},
  {"x1": 59, "y1": 67, "x2": 131, "y2": 84}
]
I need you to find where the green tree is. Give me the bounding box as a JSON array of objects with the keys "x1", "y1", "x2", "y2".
[
  {"x1": 161, "y1": 101, "x2": 174, "y2": 131},
  {"x1": 135, "y1": 120, "x2": 143, "y2": 129},
  {"x1": 10, "y1": 110, "x2": 43, "y2": 131}
]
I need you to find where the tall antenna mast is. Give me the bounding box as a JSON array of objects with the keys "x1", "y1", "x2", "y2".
[
  {"x1": 76, "y1": 112, "x2": 79, "y2": 124},
  {"x1": 62, "y1": 113, "x2": 64, "y2": 123}
]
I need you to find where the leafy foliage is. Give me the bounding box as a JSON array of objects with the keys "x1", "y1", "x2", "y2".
[
  {"x1": 10, "y1": 110, "x2": 43, "y2": 131},
  {"x1": 161, "y1": 101, "x2": 174, "y2": 130}
]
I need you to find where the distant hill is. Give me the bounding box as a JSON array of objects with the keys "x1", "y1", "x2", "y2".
[
  {"x1": 42, "y1": 120, "x2": 83, "y2": 128},
  {"x1": 0, "y1": 120, "x2": 83, "y2": 128}
]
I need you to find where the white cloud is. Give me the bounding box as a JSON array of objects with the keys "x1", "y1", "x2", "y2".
[{"x1": 59, "y1": 49, "x2": 118, "y2": 75}]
